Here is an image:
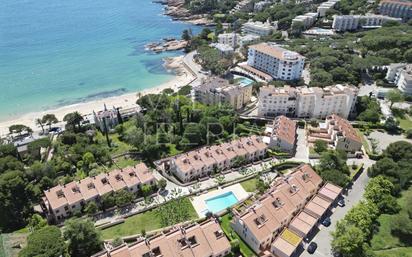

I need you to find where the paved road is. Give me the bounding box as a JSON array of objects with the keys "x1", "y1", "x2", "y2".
[
  {"x1": 293, "y1": 128, "x2": 309, "y2": 162},
  {"x1": 182, "y1": 51, "x2": 207, "y2": 87},
  {"x1": 299, "y1": 158, "x2": 375, "y2": 257}
]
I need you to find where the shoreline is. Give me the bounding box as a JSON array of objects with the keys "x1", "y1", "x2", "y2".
[{"x1": 0, "y1": 56, "x2": 195, "y2": 136}]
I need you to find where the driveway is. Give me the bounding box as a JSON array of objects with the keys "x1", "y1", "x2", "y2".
[
  {"x1": 299, "y1": 158, "x2": 375, "y2": 257},
  {"x1": 293, "y1": 128, "x2": 309, "y2": 162}
]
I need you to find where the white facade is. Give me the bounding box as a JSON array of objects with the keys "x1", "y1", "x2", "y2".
[
  {"x1": 332, "y1": 14, "x2": 402, "y2": 31},
  {"x1": 258, "y1": 85, "x2": 358, "y2": 119},
  {"x1": 317, "y1": 0, "x2": 340, "y2": 17},
  {"x1": 218, "y1": 33, "x2": 239, "y2": 48},
  {"x1": 211, "y1": 43, "x2": 234, "y2": 56},
  {"x1": 292, "y1": 12, "x2": 318, "y2": 29},
  {"x1": 386, "y1": 63, "x2": 412, "y2": 94},
  {"x1": 242, "y1": 20, "x2": 277, "y2": 36},
  {"x1": 247, "y1": 43, "x2": 305, "y2": 81},
  {"x1": 379, "y1": 0, "x2": 412, "y2": 22}
]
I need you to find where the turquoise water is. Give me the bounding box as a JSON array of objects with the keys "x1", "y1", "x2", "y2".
[
  {"x1": 205, "y1": 191, "x2": 239, "y2": 213},
  {"x1": 0, "y1": 0, "x2": 200, "y2": 120}
]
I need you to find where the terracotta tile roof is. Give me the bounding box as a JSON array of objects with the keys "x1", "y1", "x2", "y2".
[
  {"x1": 107, "y1": 169, "x2": 127, "y2": 191},
  {"x1": 62, "y1": 181, "x2": 84, "y2": 205},
  {"x1": 92, "y1": 219, "x2": 230, "y2": 257},
  {"x1": 289, "y1": 211, "x2": 318, "y2": 236},
  {"x1": 327, "y1": 115, "x2": 361, "y2": 144},
  {"x1": 197, "y1": 148, "x2": 218, "y2": 167},
  {"x1": 268, "y1": 116, "x2": 297, "y2": 145},
  {"x1": 208, "y1": 145, "x2": 227, "y2": 163},
  {"x1": 77, "y1": 177, "x2": 99, "y2": 201},
  {"x1": 44, "y1": 163, "x2": 155, "y2": 213},
  {"x1": 272, "y1": 236, "x2": 297, "y2": 256},
  {"x1": 318, "y1": 183, "x2": 342, "y2": 202}
]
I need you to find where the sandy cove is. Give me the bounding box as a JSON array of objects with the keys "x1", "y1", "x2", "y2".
[{"x1": 0, "y1": 56, "x2": 195, "y2": 137}]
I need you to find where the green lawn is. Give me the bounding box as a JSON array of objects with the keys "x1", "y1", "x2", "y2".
[
  {"x1": 398, "y1": 115, "x2": 412, "y2": 131},
  {"x1": 95, "y1": 132, "x2": 133, "y2": 156},
  {"x1": 100, "y1": 198, "x2": 197, "y2": 240},
  {"x1": 220, "y1": 214, "x2": 256, "y2": 257},
  {"x1": 371, "y1": 187, "x2": 412, "y2": 252},
  {"x1": 240, "y1": 178, "x2": 257, "y2": 192},
  {"x1": 375, "y1": 247, "x2": 412, "y2": 257}
]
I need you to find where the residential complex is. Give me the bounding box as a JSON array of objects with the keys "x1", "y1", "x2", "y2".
[
  {"x1": 317, "y1": 0, "x2": 340, "y2": 17},
  {"x1": 92, "y1": 219, "x2": 231, "y2": 257},
  {"x1": 257, "y1": 84, "x2": 358, "y2": 119},
  {"x1": 241, "y1": 20, "x2": 278, "y2": 36},
  {"x1": 155, "y1": 135, "x2": 268, "y2": 182},
  {"x1": 308, "y1": 114, "x2": 363, "y2": 153},
  {"x1": 292, "y1": 12, "x2": 318, "y2": 29},
  {"x1": 241, "y1": 43, "x2": 305, "y2": 82},
  {"x1": 379, "y1": 0, "x2": 412, "y2": 21},
  {"x1": 191, "y1": 77, "x2": 253, "y2": 110},
  {"x1": 386, "y1": 63, "x2": 412, "y2": 94},
  {"x1": 231, "y1": 164, "x2": 342, "y2": 255},
  {"x1": 42, "y1": 163, "x2": 156, "y2": 221},
  {"x1": 263, "y1": 115, "x2": 297, "y2": 153},
  {"x1": 332, "y1": 14, "x2": 402, "y2": 31}
]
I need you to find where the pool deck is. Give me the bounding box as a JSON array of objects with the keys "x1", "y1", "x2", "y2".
[{"x1": 191, "y1": 184, "x2": 250, "y2": 218}]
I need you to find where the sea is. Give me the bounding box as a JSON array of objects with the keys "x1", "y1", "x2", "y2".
[{"x1": 0, "y1": 0, "x2": 200, "y2": 121}]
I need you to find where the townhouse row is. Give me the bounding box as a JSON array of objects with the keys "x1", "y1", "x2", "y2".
[
  {"x1": 258, "y1": 84, "x2": 358, "y2": 119},
  {"x1": 308, "y1": 114, "x2": 363, "y2": 153},
  {"x1": 231, "y1": 164, "x2": 342, "y2": 256},
  {"x1": 42, "y1": 163, "x2": 156, "y2": 221},
  {"x1": 92, "y1": 219, "x2": 231, "y2": 257},
  {"x1": 156, "y1": 135, "x2": 268, "y2": 183}
]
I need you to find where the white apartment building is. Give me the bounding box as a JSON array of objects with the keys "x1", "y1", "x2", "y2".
[
  {"x1": 218, "y1": 33, "x2": 239, "y2": 48},
  {"x1": 332, "y1": 14, "x2": 402, "y2": 31},
  {"x1": 386, "y1": 63, "x2": 412, "y2": 94},
  {"x1": 292, "y1": 12, "x2": 319, "y2": 29},
  {"x1": 254, "y1": 0, "x2": 272, "y2": 11},
  {"x1": 242, "y1": 20, "x2": 278, "y2": 36},
  {"x1": 379, "y1": 0, "x2": 412, "y2": 22},
  {"x1": 245, "y1": 43, "x2": 305, "y2": 81},
  {"x1": 317, "y1": 0, "x2": 340, "y2": 17},
  {"x1": 191, "y1": 77, "x2": 253, "y2": 110},
  {"x1": 258, "y1": 84, "x2": 358, "y2": 119},
  {"x1": 211, "y1": 43, "x2": 234, "y2": 56}
]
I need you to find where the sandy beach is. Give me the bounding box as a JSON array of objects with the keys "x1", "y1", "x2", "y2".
[{"x1": 0, "y1": 56, "x2": 195, "y2": 137}]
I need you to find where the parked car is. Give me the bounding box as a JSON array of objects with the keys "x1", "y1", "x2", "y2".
[
  {"x1": 338, "y1": 199, "x2": 346, "y2": 207},
  {"x1": 322, "y1": 217, "x2": 331, "y2": 227},
  {"x1": 307, "y1": 242, "x2": 318, "y2": 254}
]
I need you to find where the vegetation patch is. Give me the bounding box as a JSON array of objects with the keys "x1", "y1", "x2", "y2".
[{"x1": 220, "y1": 214, "x2": 256, "y2": 257}]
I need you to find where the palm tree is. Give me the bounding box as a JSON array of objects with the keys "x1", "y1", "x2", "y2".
[
  {"x1": 35, "y1": 118, "x2": 45, "y2": 134},
  {"x1": 63, "y1": 111, "x2": 83, "y2": 131},
  {"x1": 42, "y1": 114, "x2": 58, "y2": 130}
]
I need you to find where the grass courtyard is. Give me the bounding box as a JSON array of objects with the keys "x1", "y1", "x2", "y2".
[
  {"x1": 240, "y1": 178, "x2": 258, "y2": 193},
  {"x1": 371, "y1": 186, "x2": 412, "y2": 255},
  {"x1": 100, "y1": 198, "x2": 198, "y2": 240}
]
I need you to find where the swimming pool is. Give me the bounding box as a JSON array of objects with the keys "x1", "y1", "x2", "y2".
[
  {"x1": 205, "y1": 191, "x2": 239, "y2": 213},
  {"x1": 234, "y1": 75, "x2": 255, "y2": 87}
]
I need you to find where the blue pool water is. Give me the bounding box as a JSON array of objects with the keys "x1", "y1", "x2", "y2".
[
  {"x1": 205, "y1": 191, "x2": 239, "y2": 213},
  {"x1": 234, "y1": 75, "x2": 255, "y2": 87}
]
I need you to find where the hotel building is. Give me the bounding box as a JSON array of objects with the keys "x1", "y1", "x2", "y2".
[
  {"x1": 240, "y1": 43, "x2": 305, "y2": 82},
  {"x1": 155, "y1": 135, "x2": 268, "y2": 183},
  {"x1": 42, "y1": 163, "x2": 156, "y2": 221},
  {"x1": 317, "y1": 0, "x2": 340, "y2": 17},
  {"x1": 231, "y1": 164, "x2": 342, "y2": 255},
  {"x1": 308, "y1": 114, "x2": 362, "y2": 153},
  {"x1": 191, "y1": 77, "x2": 253, "y2": 110},
  {"x1": 379, "y1": 0, "x2": 412, "y2": 21},
  {"x1": 258, "y1": 84, "x2": 358, "y2": 119},
  {"x1": 92, "y1": 219, "x2": 231, "y2": 257},
  {"x1": 263, "y1": 115, "x2": 297, "y2": 153},
  {"x1": 292, "y1": 13, "x2": 319, "y2": 29},
  {"x1": 332, "y1": 14, "x2": 402, "y2": 31},
  {"x1": 386, "y1": 63, "x2": 412, "y2": 94}
]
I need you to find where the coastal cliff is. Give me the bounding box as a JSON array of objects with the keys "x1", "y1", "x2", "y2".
[{"x1": 155, "y1": 0, "x2": 213, "y2": 25}]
